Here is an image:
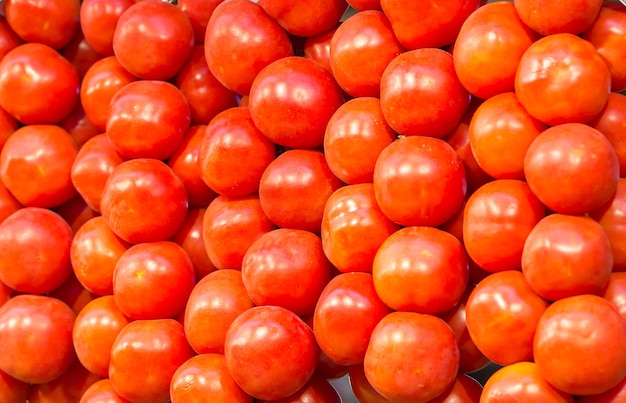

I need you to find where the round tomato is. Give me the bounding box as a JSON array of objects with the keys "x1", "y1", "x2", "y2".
[
  {"x1": 0, "y1": 369, "x2": 29, "y2": 403},
  {"x1": 257, "y1": 0, "x2": 346, "y2": 37},
  {"x1": 79, "y1": 0, "x2": 134, "y2": 56},
  {"x1": 514, "y1": 0, "x2": 602, "y2": 35},
  {"x1": 303, "y1": 25, "x2": 337, "y2": 73},
  {"x1": 590, "y1": 178, "x2": 626, "y2": 272},
  {"x1": 0, "y1": 180, "x2": 20, "y2": 224},
  {"x1": 256, "y1": 373, "x2": 341, "y2": 403},
  {"x1": 171, "y1": 208, "x2": 217, "y2": 280},
  {"x1": 590, "y1": 92, "x2": 626, "y2": 177},
  {"x1": 601, "y1": 272, "x2": 626, "y2": 321},
  {"x1": 27, "y1": 360, "x2": 100, "y2": 403},
  {"x1": 80, "y1": 379, "x2": 129, "y2": 403}
]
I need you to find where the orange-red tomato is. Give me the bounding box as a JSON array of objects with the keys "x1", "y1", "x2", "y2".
[
  {"x1": 514, "y1": 0, "x2": 602, "y2": 35},
  {"x1": 590, "y1": 92, "x2": 626, "y2": 177},
  {"x1": 601, "y1": 272, "x2": 626, "y2": 321}
]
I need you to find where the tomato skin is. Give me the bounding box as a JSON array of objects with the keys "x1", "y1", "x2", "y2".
[
  {"x1": 224, "y1": 305, "x2": 319, "y2": 400},
  {"x1": 0, "y1": 43, "x2": 79, "y2": 125},
  {"x1": 48, "y1": 273, "x2": 97, "y2": 316},
  {"x1": 178, "y1": 0, "x2": 223, "y2": 45},
  {"x1": 348, "y1": 364, "x2": 390, "y2": 403},
  {"x1": 373, "y1": 136, "x2": 466, "y2": 227},
  {"x1": 171, "y1": 208, "x2": 216, "y2": 280},
  {"x1": 28, "y1": 359, "x2": 101, "y2": 403},
  {"x1": 257, "y1": 0, "x2": 346, "y2": 37},
  {"x1": 364, "y1": 311, "x2": 460, "y2": 403},
  {"x1": 59, "y1": 103, "x2": 100, "y2": 149},
  {"x1": 0, "y1": 104, "x2": 17, "y2": 151},
  {"x1": 80, "y1": 0, "x2": 134, "y2": 56},
  {"x1": 590, "y1": 180, "x2": 626, "y2": 272},
  {"x1": 428, "y1": 373, "x2": 483, "y2": 403},
  {"x1": 80, "y1": 379, "x2": 130, "y2": 403},
  {"x1": 533, "y1": 294, "x2": 626, "y2": 396},
  {"x1": 601, "y1": 272, "x2": 626, "y2": 321},
  {"x1": 577, "y1": 376, "x2": 626, "y2": 403},
  {"x1": 0, "y1": 178, "x2": 20, "y2": 224},
  {"x1": 0, "y1": 295, "x2": 76, "y2": 384},
  {"x1": 0, "y1": 368, "x2": 29, "y2": 403},
  {"x1": 0, "y1": 17, "x2": 22, "y2": 61},
  {"x1": 303, "y1": 25, "x2": 337, "y2": 73},
  {"x1": 590, "y1": 92, "x2": 626, "y2": 177},
  {"x1": 256, "y1": 373, "x2": 342, "y2": 403},
  {"x1": 515, "y1": 33, "x2": 611, "y2": 126},
  {"x1": 514, "y1": 0, "x2": 602, "y2": 35},
  {"x1": 380, "y1": 48, "x2": 470, "y2": 138}
]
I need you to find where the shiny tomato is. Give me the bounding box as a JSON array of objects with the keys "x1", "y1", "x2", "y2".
[
  {"x1": 48, "y1": 273, "x2": 96, "y2": 315},
  {"x1": 0, "y1": 295, "x2": 76, "y2": 384},
  {"x1": 0, "y1": 16, "x2": 22, "y2": 61},
  {"x1": 257, "y1": 0, "x2": 346, "y2": 37},
  {"x1": 58, "y1": 103, "x2": 100, "y2": 149},
  {"x1": 590, "y1": 92, "x2": 626, "y2": 177},
  {"x1": 0, "y1": 104, "x2": 17, "y2": 151},
  {"x1": 303, "y1": 25, "x2": 337, "y2": 73},
  {"x1": 577, "y1": 376, "x2": 626, "y2": 403},
  {"x1": 348, "y1": 0, "x2": 381, "y2": 10},
  {"x1": 601, "y1": 272, "x2": 626, "y2": 321},
  {"x1": 514, "y1": 0, "x2": 602, "y2": 35},
  {"x1": 178, "y1": 0, "x2": 223, "y2": 44},
  {"x1": 0, "y1": 180, "x2": 20, "y2": 224},
  {"x1": 428, "y1": 373, "x2": 483, "y2": 403},
  {"x1": 533, "y1": 294, "x2": 626, "y2": 395},
  {"x1": 172, "y1": 208, "x2": 217, "y2": 280},
  {"x1": 524, "y1": 123, "x2": 619, "y2": 214},
  {"x1": 0, "y1": 369, "x2": 29, "y2": 403},
  {"x1": 61, "y1": 31, "x2": 104, "y2": 81},
  {"x1": 590, "y1": 178, "x2": 626, "y2": 271},
  {"x1": 256, "y1": 373, "x2": 342, "y2": 403},
  {"x1": 79, "y1": 0, "x2": 134, "y2": 56},
  {"x1": 27, "y1": 360, "x2": 100, "y2": 403},
  {"x1": 54, "y1": 196, "x2": 99, "y2": 236},
  {"x1": 80, "y1": 379, "x2": 130, "y2": 403},
  {"x1": 348, "y1": 364, "x2": 390, "y2": 403}
]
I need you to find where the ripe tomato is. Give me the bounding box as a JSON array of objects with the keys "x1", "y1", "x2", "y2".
[
  {"x1": 256, "y1": 373, "x2": 342, "y2": 403},
  {"x1": 524, "y1": 123, "x2": 619, "y2": 214},
  {"x1": 0, "y1": 104, "x2": 17, "y2": 151},
  {"x1": 514, "y1": 0, "x2": 602, "y2": 35},
  {"x1": 0, "y1": 179, "x2": 20, "y2": 224},
  {"x1": 601, "y1": 272, "x2": 626, "y2": 321},
  {"x1": 61, "y1": 31, "x2": 104, "y2": 81},
  {"x1": 112, "y1": 0, "x2": 194, "y2": 80},
  {"x1": 364, "y1": 311, "x2": 460, "y2": 402},
  {"x1": 590, "y1": 92, "x2": 626, "y2": 177},
  {"x1": 172, "y1": 208, "x2": 217, "y2": 280},
  {"x1": 303, "y1": 25, "x2": 337, "y2": 73},
  {"x1": 373, "y1": 136, "x2": 466, "y2": 227},
  {"x1": 577, "y1": 376, "x2": 626, "y2": 403},
  {"x1": 533, "y1": 294, "x2": 626, "y2": 396},
  {"x1": 428, "y1": 373, "x2": 483, "y2": 403},
  {"x1": 27, "y1": 360, "x2": 100, "y2": 403},
  {"x1": 59, "y1": 103, "x2": 100, "y2": 149},
  {"x1": 590, "y1": 178, "x2": 626, "y2": 272},
  {"x1": 380, "y1": 48, "x2": 470, "y2": 138},
  {"x1": 515, "y1": 33, "x2": 611, "y2": 126},
  {"x1": 0, "y1": 295, "x2": 76, "y2": 384},
  {"x1": 257, "y1": 0, "x2": 347, "y2": 37},
  {"x1": 0, "y1": 369, "x2": 29, "y2": 403},
  {"x1": 224, "y1": 305, "x2": 319, "y2": 400},
  {"x1": 109, "y1": 319, "x2": 195, "y2": 403},
  {"x1": 80, "y1": 379, "x2": 129, "y2": 403},
  {"x1": 178, "y1": 0, "x2": 223, "y2": 45},
  {"x1": 79, "y1": 0, "x2": 133, "y2": 56},
  {"x1": 347, "y1": 364, "x2": 389, "y2": 403},
  {"x1": 465, "y1": 270, "x2": 548, "y2": 365},
  {"x1": 0, "y1": 17, "x2": 22, "y2": 60},
  {"x1": 100, "y1": 158, "x2": 189, "y2": 244},
  {"x1": 48, "y1": 273, "x2": 96, "y2": 315}
]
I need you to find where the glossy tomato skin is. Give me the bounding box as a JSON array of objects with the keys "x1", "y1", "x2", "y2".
[
  {"x1": 533, "y1": 294, "x2": 626, "y2": 396},
  {"x1": 47, "y1": 273, "x2": 97, "y2": 316},
  {"x1": 601, "y1": 272, "x2": 626, "y2": 321},
  {"x1": 577, "y1": 376, "x2": 626, "y2": 403},
  {"x1": 514, "y1": 0, "x2": 602, "y2": 35},
  {"x1": 249, "y1": 56, "x2": 344, "y2": 149},
  {"x1": 373, "y1": 136, "x2": 466, "y2": 227},
  {"x1": 257, "y1": 0, "x2": 346, "y2": 37},
  {"x1": 79, "y1": 0, "x2": 134, "y2": 56},
  {"x1": 0, "y1": 369, "x2": 29, "y2": 403},
  {"x1": 524, "y1": 123, "x2": 619, "y2": 215},
  {"x1": 204, "y1": 0, "x2": 293, "y2": 95},
  {"x1": 109, "y1": 319, "x2": 195, "y2": 403},
  {"x1": 0, "y1": 295, "x2": 76, "y2": 384},
  {"x1": 0, "y1": 17, "x2": 23, "y2": 61},
  {"x1": 364, "y1": 311, "x2": 460, "y2": 403},
  {"x1": 590, "y1": 92, "x2": 626, "y2": 177},
  {"x1": 348, "y1": 364, "x2": 390, "y2": 403},
  {"x1": 0, "y1": 43, "x2": 79, "y2": 125},
  {"x1": 590, "y1": 179, "x2": 626, "y2": 272},
  {"x1": 80, "y1": 379, "x2": 129, "y2": 403},
  {"x1": 515, "y1": 33, "x2": 611, "y2": 126},
  {"x1": 256, "y1": 373, "x2": 342, "y2": 403},
  {"x1": 303, "y1": 25, "x2": 337, "y2": 73},
  {"x1": 178, "y1": 0, "x2": 223, "y2": 44},
  {"x1": 466, "y1": 270, "x2": 549, "y2": 365},
  {"x1": 0, "y1": 181, "x2": 19, "y2": 225},
  {"x1": 172, "y1": 209, "x2": 217, "y2": 281},
  {"x1": 27, "y1": 359, "x2": 100, "y2": 403},
  {"x1": 463, "y1": 179, "x2": 545, "y2": 273},
  {"x1": 380, "y1": 48, "x2": 470, "y2": 138},
  {"x1": 224, "y1": 305, "x2": 319, "y2": 400},
  {"x1": 112, "y1": 0, "x2": 194, "y2": 80},
  {"x1": 0, "y1": 104, "x2": 18, "y2": 151},
  {"x1": 428, "y1": 373, "x2": 483, "y2": 403},
  {"x1": 100, "y1": 158, "x2": 189, "y2": 244},
  {"x1": 58, "y1": 103, "x2": 99, "y2": 149}
]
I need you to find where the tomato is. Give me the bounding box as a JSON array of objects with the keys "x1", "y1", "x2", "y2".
[
  {"x1": 178, "y1": 0, "x2": 223, "y2": 44},
  {"x1": 109, "y1": 319, "x2": 195, "y2": 403},
  {"x1": 28, "y1": 360, "x2": 101, "y2": 403},
  {"x1": 0, "y1": 181, "x2": 20, "y2": 224},
  {"x1": 0, "y1": 43, "x2": 79, "y2": 124},
  {"x1": 329, "y1": 11, "x2": 403, "y2": 98},
  {"x1": 583, "y1": 2, "x2": 626, "y2": 92},
  {"x1": 0, "y1": 104, "x2": 17, "y2": 151},
  {"x1": 183, "y1": 269, "x2": 254, "y2": 354},
  {"x1": 590, "y1": 92, "x2": 626, "y2": 177},
  {"x1": 257, "y1": 0, "x2": 347, "y2": 37},
  {"x1": 380, "y1": 0, "x2": 481, "y2": 50},
  {"x1": 0, "y1": 16, "x2": 22, "y2": 60},
  {"x1": 248, "y1": 56, "x2": 344, "y2": 149},
  {"x1": 373, "y1": 135, "x2": 466, "y2": 227},
  {"x1": 533, "y1": 294, "x2": 626, "y2": 395},
  {"x1": 0, "y1": 295, "x2": 76, "y2": 384},
  {"x1": 172, "y1": 208, "x2": 216, "y2": 280},
  {"x1": 348, "y1": 0, "x2": 381, "y2": 10},
  {"x1": 481, "y1": 362, "x2": 574, "y2": 402},
  {"x1": 428, "y1": 373, "x2": 483, "y2": 403},
  {"x1": 202, "y1": 194, "x2": 276, "y2": 269},
  {"x1": 224, "y1": 305, "x2": 319, "y2": 400},
  {"x1": 514, "y1": 0, "x2": 602, "y2": 35},
  {"x1": 61, "y1": 31, "x2": 104, "y2": 81},
  {"x1": 601, "y1": 272, "x2": 626, "y2": 321},
  {"x1": 170, "y1": 353, "x2": 253, "y2": 403},
  {"x1": 524, "y1": 123, "x2": 619, "y2": 215},
  {"x1": 324, "y1": 97, "x2": 397, "y2": 185},
  {"x1": 465, "y1": 270, "x2": 548, "y2": 365},
  {"x1": 79, "y1": 0, "x2": 134, "y2": 56},
  {"x1": 5, "y1": 0, "x2": 79, "y2": 49},
  {"x1": 259, "y1": 149, "x2": 343, "y2": 233},
  {"x1": 204, "y1": 0, "x2": 293, "y2": 95},
  {"x1": 348, "y1": 364, "x2": 390, "y2": 403},
  {"x1": 112, "y1": 0, "x2": 194, "y2": 80},
  {"x1": 452, "y1": 1, "x2": 539, "y2": 100},
  {"x1": 79, "y1": 379, "x2": 129, "y2": 403},
  {"x1": 59, "y1": 105, "x2": 100, "y2": 151},
  {"x1": 0, "y1": 369, "x2": 29, "y2": 403},
  {"x1": 515, "y1": 33, "x2": 611, "y2": 126},
  {"x1": 463, "y1": 179, "x2": 545, "y2": 273},
  {"x1": 364, "y1": 311, "x2": 460, "y2": 402},
  {"x1": 198, "y1": 107, "x2": 276, "y2": 197},
  {"x1": 313, "y1": 272, "x2": 392, "y2": 366},
  {"x1": 256, "y1": 373, "x2": 342, "y2": 403},
  {"x1": 590, "y1": 178, "x2": 626, "y2": 272},
  {"x1": 380, "y1": 48, "x2": 470, "y2": 138},
  {"x1": 100, "y1": 158, "x2": 189, "y2": 244},
  {"x1": 577, "y1": 376, "x2": 626, "y2": 403},
  {"x1": 303, "y1": 25, "x2": 337, "y2": 73},
  {"x1": 48, "y1": 273, "x2": 97, "y2": 315}
]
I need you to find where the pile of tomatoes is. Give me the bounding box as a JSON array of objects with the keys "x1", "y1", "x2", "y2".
[{"x1": 0, "y1": 0, "x2": 625, "y2": 401}]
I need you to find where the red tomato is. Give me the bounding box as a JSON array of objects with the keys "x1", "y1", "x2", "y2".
[
  {"x1": 380, "y1": 48, "x2": 470, "y2": 138},
  {"x1": 257, "y1": 0, "x2": 346, "y2": 37},
  {"x1": 0, "y1": 369, "x2": 29, "y2": 403},
  {"x1": 514, "y1": 0, "x2": 602, "y2": 35},
  {"x1": 202, "y1": 194, "x2": 276, "y2": 269},
  {"x1": 0, "y1": 43, "x2": 79, "y2": 124},
  {"x1": 0, "y1": 16, "x2": 22, "y2": 60},
  {"x1": 28, "y1": 360, "x2": 101, "y2": 403},
  {"x1": 524, "y1": 123, "x2": 619, "y2": 214},
  {"x1": 380, "y1": 0, "x2": 481, "y2": 50},
  {"x1": 452, "y1": 1, "x2": 539, "y2": 100},
  {"x1": 364, "y1": 311, "x2": 460, "y2": 402},
  {"x1": 348, "y1": 0, "x2": 381, "y2": 10},
  {"x1": 0, "y1": 295, "x2": 76, "y2": 384},
  {"x1": 100, "y1": 158, "x2": 189, "y2": 244},
  {"x1": 170, "y1": 353, "x2": 253, "y2": 403},
  {"x1": 172, "y1": 208, "x2": 217, "y2": 280},
  {"x1": 5, "y1": 0, "x2": 79, "y2": 49},
  {"x1": 481, "y1": 362, "x2": 574, "y2": 402},
  {"x1": 601, "y1": 272, "x2": 626, "y2": 321},
  {"x1": 224, "y1": 305, "x2": 319, "y2": 400},
  {"x1": 107, "y1": 80, "x2": 190, "y2": 160},
  {"x1": 463, "y1": 179, "x2": 545, "y2": 273},
  {"x1": 48, "y1": 273, "x2": 97, "y2": 315},
  {"x1": 577, "y1": 376, "x2": 626, "y2": 403},
  {"x1": 61, "y1": 31, "x2": 104, "y2": 81},
  {"x1": 256, "y1": 373, "x2": 342, "y2": 403},
  {"x1": 0, "y1": 208, "x2": 73, "y2": 294},
  {"x1": 178, "y1": 0, "x2": 223, "y2": 44},
  {"x1": 515, "y1": 33, "x2": 611, "y2": 126},
  {"x1": 79, "y1": 379, "x2": 130, "y2": 403},
  {"x1": 465, "y1": 270, "x2": 549, "y2": 365},
  {"x1": 313, "y1": 272, "x2": 392, "y2": 366},
  {"x1": 54, "y1": 195, "x2": 99, "y2": 236},
  {"x1": 183, "y1": 269, "x2": 254, "y2": 354},
  {"x1": 590, "y1": 92, "x2": 626, "y2": 177},
  {"x1": 428, "y1": 373, "x2": 483, "y2": 403},
  {"x1": 533, "y1": 294, "x2": 626, "y2": 395},
  {"x1": 348, "y1": 364, "x2": 390, "y2": 403},
  {"x1": 324, "y1": 97, "x2": 397, "y2": 185},
  {"x1": 204, "y1": 0, "x2": 293, "y2": 95},
  {"x1": 590, "y1": 178, "x2": 626, "y2": 271},
  {"x1": 198, "y1": 107, "x2": 276, "y2": 197},
  {"x1": 0, "y1": 104, "x2": 17, "y2": 150},
  {"x1": 0, "y1": 181, "x2": 20, "y2": 224},
  {"x1": 373, "y1": 136, "x2": 466, "y2": 227},
  {"x1": 303, "y1": 25, "x2": 337, "y2": 73},
  {"x1": 109, "y1": 319, "x2": 195, "y2": 403},
  {"x1": 112, "y1": 0, "x2": 194, "y2": 80},
  {"x1": 259, "y1": 149, "x2": 343, "y2": 233},
  {"x1": 59, "y1": 103, "x2": 100, "y2": 149},
  {"x1": 79, "y1": 0, "x2": 134, "y2": 56},
  {"x1": 249, "y1": 56, "x2": 344, "y2": 149}
]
